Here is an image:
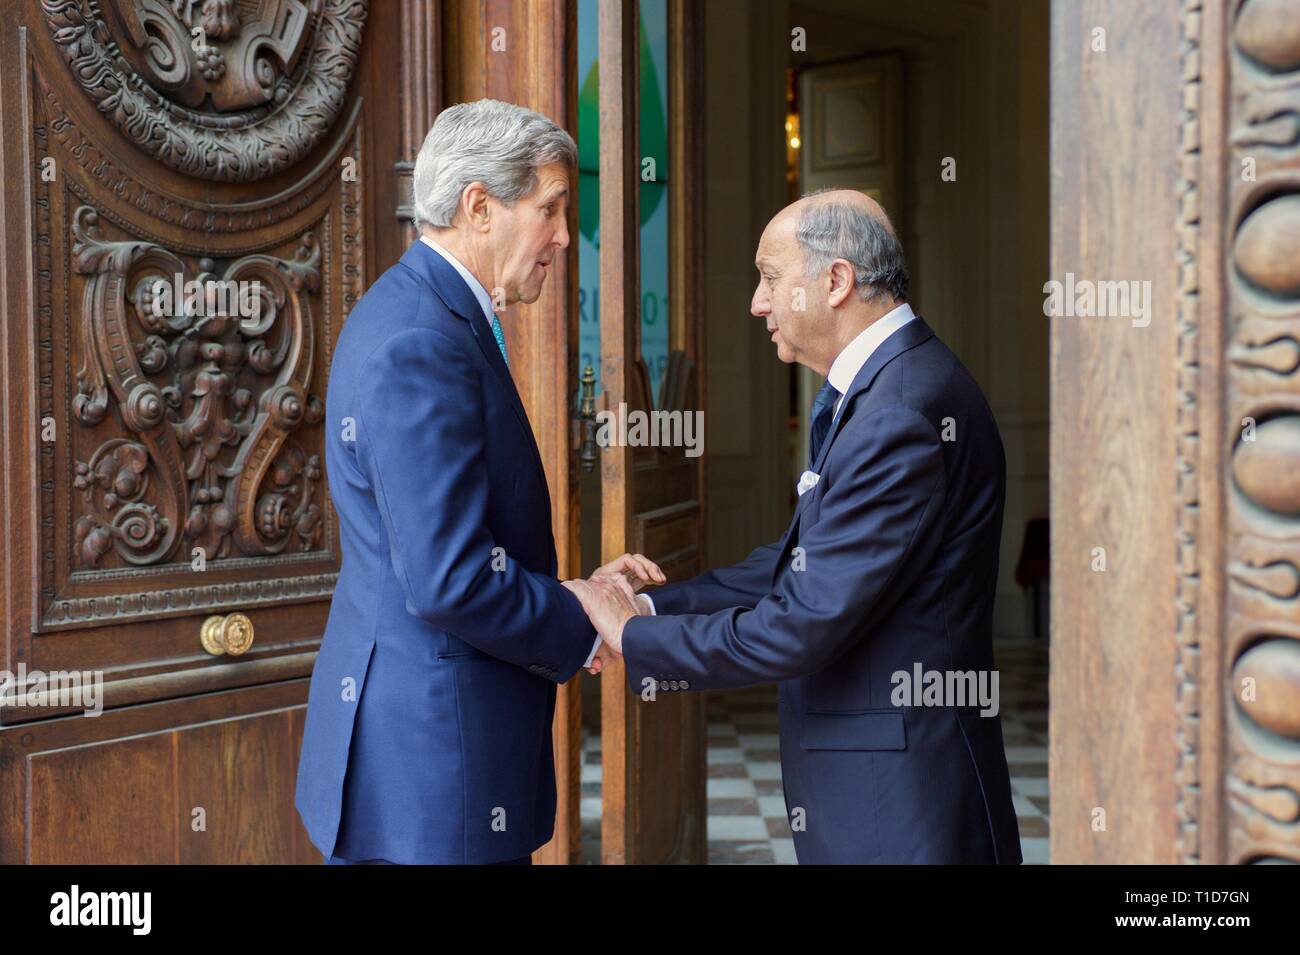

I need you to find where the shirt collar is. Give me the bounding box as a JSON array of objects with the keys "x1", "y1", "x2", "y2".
[
  {"x1": 419, "y1": 234, "x2": 498, "y2": 326},
  {"x1": 825, "y1": 302, "x2": 918, "y2": 399}
]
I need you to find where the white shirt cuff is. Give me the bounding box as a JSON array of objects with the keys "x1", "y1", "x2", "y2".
[
  {"x1": 583, "y1": 635, "x2": 603, "y2": 669},
  {"x1": 585, "y1": 596, "x2": 655, "y2": 667}
]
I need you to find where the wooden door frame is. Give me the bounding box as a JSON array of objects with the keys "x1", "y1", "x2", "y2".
[
  {"x1": 1051, "y1": 0, "x2": 1300, "y2": 864},
  {"x1": 596, "y1": 0, "x2": 641, "y2": 865},
  {"x1": 598, "y1": 0, "x2": 707, "y2": 864}
]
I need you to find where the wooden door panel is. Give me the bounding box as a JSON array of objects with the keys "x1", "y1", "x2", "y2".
[
  {"x1": 1, "y1": 0, "x2": 409, "y2": 863},
  {"x1": 0, "y1": 0, "x2": 399, "y2": 719},
  {"x1": 4, "y1": 680, "x2": 314, "y2": 864},
  {"x1": 636, "y1": 501, "x2": 701, "y2": 578},
  {"x1": 798, "y1": 54, "x2": 902, "y2": 209},
  {"x1": 28, "y1": 731, "x2": 177, "y2": 864}
]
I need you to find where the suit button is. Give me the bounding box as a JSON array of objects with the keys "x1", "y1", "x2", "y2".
[
  {"x1": 659, "y1": 680, "x2": 670, "y2": 692},
  {"x1": 669, "y1": 681, "x2": 680, "y2": 690},
  {"x1": 679, "y1": 680, "x2": 690, "y2": 690}
]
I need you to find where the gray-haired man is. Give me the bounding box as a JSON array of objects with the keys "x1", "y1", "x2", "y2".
[
  {"x1": 294, "y1": 99, "x2": 660, "y2": 865},
  {"x1": 567, "y1": 190, "x2": 1021, "y2": 863}
]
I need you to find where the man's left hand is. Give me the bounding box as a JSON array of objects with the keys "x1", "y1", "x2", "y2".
[{"x1": 590, "y1": 553, "x2": 666, "y2": 593}]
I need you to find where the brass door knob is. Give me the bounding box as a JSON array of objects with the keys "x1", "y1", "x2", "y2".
[{"x1": 201, "y1": 613, "x2": 255, "y2": 656}]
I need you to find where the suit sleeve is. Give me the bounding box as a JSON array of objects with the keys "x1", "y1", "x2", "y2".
[
  {"x1": 646, "y1": 540, "x2": 784, "y2": 616},
  {"x1": 353, "y1": 326, "x2": 595, "y2": 682},
  {"x1": 622, "y1": 405, "x2": 945, "y2": 691}
]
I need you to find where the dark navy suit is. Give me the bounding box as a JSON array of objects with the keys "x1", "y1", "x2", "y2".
[
  {"x1": 295, "y1": 240, "x2": 595, "y2": 864},
  {"x1": 622, "y1": 318, "x2": 1021, "y2": 864}
]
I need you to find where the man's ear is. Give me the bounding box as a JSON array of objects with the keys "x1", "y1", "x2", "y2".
[
  {"x1": 461, "y1": 181, "x2": 491, "y2": 231},
  {"x1": 827, "y1": 259, "x2": 855, "y2": 308}
]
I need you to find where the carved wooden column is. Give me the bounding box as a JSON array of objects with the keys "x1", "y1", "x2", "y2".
[
  {"x1": 1054, "y1": 0, "x2": 1300, "y2": 865},
  {"x1": 1221, "y1": 0, "x2": 1300, "y2": 864},
  {"x1": 395, "y1": 0, "x2": 442, "y2": 233}
]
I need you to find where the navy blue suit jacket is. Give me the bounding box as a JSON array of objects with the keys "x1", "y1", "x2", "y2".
[
  {"x1": 622, "y1": 318, "x2": 1022, "y2": 864},
  {"x1": 294, "y1": 241, "x2": 595, "y2": 864}
]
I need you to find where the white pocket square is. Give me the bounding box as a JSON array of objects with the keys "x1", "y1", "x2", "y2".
[{"x1": 796, "y1": 469, "x2": 820, "y2": 497}]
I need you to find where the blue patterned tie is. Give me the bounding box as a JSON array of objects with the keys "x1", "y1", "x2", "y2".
[
  {"x1": 489, "y1": 314, "x2": 509, "y2": 368},
  {"x1": 808, "y1": 379, "x2": 839, "y2": 469}
]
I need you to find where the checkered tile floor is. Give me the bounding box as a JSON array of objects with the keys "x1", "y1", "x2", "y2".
[{"x1": 579, "y1": 636, "x2": 1049, "y2": 864}]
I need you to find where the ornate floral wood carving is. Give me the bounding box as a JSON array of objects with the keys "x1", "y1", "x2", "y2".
[
  {"x1": 1225, "y1": 0, "x2": 1300, "y2": 865},
  {"x1": 40, "y1": 71, "x2": 365, "y2": 236},
  {"x1": 69, "y1": 204, "x2": 327, "y2": 568},
  {"x1": 29, "y1": 40, "x2": 363, "y2": 629},
  {"x1": 40, "y1": 0, "x2": 367, "y2": 181}
]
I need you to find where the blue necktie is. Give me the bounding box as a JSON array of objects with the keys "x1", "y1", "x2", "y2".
[
  {"x1": 808, "y1": 379, "x2": 839, "y2": 469},
  {"x1": 489, "y1": 314, "x2": 509, "y2": 368}
]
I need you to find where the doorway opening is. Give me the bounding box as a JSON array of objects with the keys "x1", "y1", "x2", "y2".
[{"x1": 577, "y1": 0, "x2": 1049, "y2": 864}]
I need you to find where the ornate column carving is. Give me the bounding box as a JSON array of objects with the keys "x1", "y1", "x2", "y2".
[
  {"x1": 1224, "y1": 0, "x2": 1300, "y2": 864},
  {"x1": 395, "y1": 0, "x2": 442, "y2": 230}
]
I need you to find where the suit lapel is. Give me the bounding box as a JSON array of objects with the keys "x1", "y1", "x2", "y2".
[
  {"x1": 400, "y1": 242, "x2": 551, "y2": 495},
  {"x1": 809, "y1": 317, "x2": 935, "y2": 477},
  {"x1": 769, "y1": 317, "x2": 936, "y2": 586}
]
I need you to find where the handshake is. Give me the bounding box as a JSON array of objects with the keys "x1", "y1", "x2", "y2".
[{"x1": 563, "y1": 553, "x2": 666, "y2": 674}]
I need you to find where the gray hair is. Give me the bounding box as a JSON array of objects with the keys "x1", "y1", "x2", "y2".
[
  {"x1": 411, "y1": 99, "x2": 577, "y2": 230},
  {"x1": 795, "y1": 192, "x2": 909, "y2": 304}
]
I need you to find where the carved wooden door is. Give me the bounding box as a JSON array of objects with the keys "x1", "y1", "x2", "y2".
[{"x1": 0, "y1": 0, "x2": 413, "y2": 863}]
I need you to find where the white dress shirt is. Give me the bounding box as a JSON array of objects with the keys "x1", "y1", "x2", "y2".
[
  {"x1": 639, "y1": 302, "x2": 918, "y2": 619},
  {"x1": 825, "y1": 301, "x2": 917, "y2": 419},
  {"x1": 419, "y1": 236, "x2": 602, "y2": 669}
]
